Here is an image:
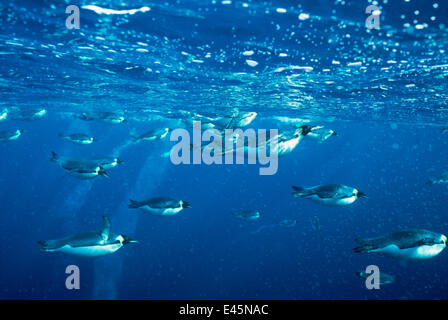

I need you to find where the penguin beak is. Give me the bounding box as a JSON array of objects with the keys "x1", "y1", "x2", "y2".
[{"x1": 117, "y1": 158, "x2": 124, "y2": 164}]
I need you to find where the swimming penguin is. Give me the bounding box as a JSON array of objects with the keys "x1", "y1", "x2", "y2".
[
  {"x1": 0, "y1": 109, "x2": 7, "y2": 121},
  {"x1": 66, "y1": 165, "x2": 109, "y2": 180},
  {"x1": 50, "y1": 152, "x2": 95, "y2": 170},
  {"x1": 272, "y1": 125, "x2": 312, "y2": 156},
  {"x1": 131, "y1": 128, "x2": 170, "y2": 143},
  {"x1": 59, "y1": 133, "x2": 96, "y2": 145},
  {"x1": 50, "y1": 152, "x2": 121, "y2": 171},
  {"x1": 279, "y1": 219, "x2": 297, "y2": 227},
  {"x1": 13, "y1": 108, "x2": 47, "y2": 121},
  {"x1": 0, "y1": 129, "x2": 23, "y2": 142},
  {"x1": 223, "y1": 111, "x2": 257, "y2": 129},
  {"x1": 304, "y1": 125, "x2": 338, "y2": 143},
  {"x1": 213, "y1": 125, "x2": 311, "y2": 158},
  {"x1": 232, "y1": 210, "x2": 261, "y2": 220},
  {"x1": 355, "y1": 271, "x2": 396, "y2": 285},
  {"x1": 181, "y1": 112, "x2": 217, "y2": 130},
  {"x1": 80, "y1": 112, "x2": 126, "y2": 124},
  {"x1": 353, "y1": 229, "x2": 447, "y2": 260},
  {"x1": 291, "y1": 184, "x2": 367, "y2": 206},
  {"x1": 38, "y1": 216, "x2": 137, "y2": 257},
  {"x1": 128, "y1": 197, "x2": 191, "y2": 216},
  {"x1": 311, "y1": 216, "x2": 321, "y2": 231},
  {"x1": 92, "y1": 157, "x2": 124, "y2": 170},
  {"x1": 427, "y1": 172, "x2": 448, "y2": 184}
]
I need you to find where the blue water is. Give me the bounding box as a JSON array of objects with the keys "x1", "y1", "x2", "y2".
[{"x1": 1, "y1": 0, "x2": 448, "y2": 299}]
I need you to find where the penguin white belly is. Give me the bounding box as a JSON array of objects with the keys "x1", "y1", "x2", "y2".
[
  {"x1": 140, "y1": 205, "x2": 182, "y2": 216},
  {"x1": 69, "y1": 172, "x2": 98, "y2": 179},
  {"x1": 101, "y1": 162, "x2": 117, "y2": 169},
  {"x1": 307, "y1": 194, "x2": 357, "y2": 206},
  {"x1": 373, "y1": 244, "x2": 446, "y2": 260},
  {"x1": 79, "y1": 140, "x2": 93, "y2": 145},
  {"x1": 54, "y1": 243, "x2": 123, "y2": 257}
]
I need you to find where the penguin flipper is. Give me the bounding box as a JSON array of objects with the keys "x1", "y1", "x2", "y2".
[{"x1": 101, "y1": 216, "x2": 111, "y2": 241}]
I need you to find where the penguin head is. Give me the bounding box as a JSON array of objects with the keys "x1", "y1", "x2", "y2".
[
  {"x1": 331, "y1": 130, "x2": 338, "y2": 136},
  {"x1": 121, "y1": 235, "x2": 138, "y2": 245},
  {"x1": 356, "y1": 190, "x2": 367, "y2": 198},
  {"x1": 298, "y1": 125, "x2": 313, "y2": 136},
  {"x1": 116, "y1": 158, "x2": 124, "y2": 165},
  {"x1": 181, "y1": 200, "x2": 192, "y2": 208},
  {"x1": 441, "y1": 235, "x2": 447, "y2": 245}
]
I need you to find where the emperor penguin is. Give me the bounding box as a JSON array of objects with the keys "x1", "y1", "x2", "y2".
[
  {"x1": 291, "y1": 184, "x2": 367, "y2": 206},
  {"x1": 93, "y1": 157, "x2": 124, "y2": 170},
  {"x1": 427, "y1": 172, "x2": 448, "y2": 185},
  {"x1": 223, "y1": 111, "x2": 257, "y2": 129},
  {"x1": 38, "y1": 216, "x2": 137, "y2": 257},
  {"x1": 128, "y1": 197, "x2": 191, "y2": 216},
  {"x1": 224, "y1": 124, "x2": 312, "y2": 158},
  {"x1": 66, "y1": 165, "x2": 109, "y2": 180},
  {"x1": 0, "y1": 129, "x2": 23, "y2": 142},
  {"x1": 14, "y1": 108, "x2": 47, "y2": 121},
  {"x1": 353, "y1": 229, "x2": 447, "y2": 260},
  {"x1": 271, "y1": 125, "x2": 312, "y2": 156},
  {"x1": 80, "y1": 112, "x2": 126, "y2": 124},
  {"x1": 232, "y1": 210, "x2": 261, "y2": 220},
  {"x1": 58, "y1": 133, "x2": 96, "y2": 145},
  {"x1": 0, "y1": 109, "x2": 7, "y2": 121},
  {"x1": 304, "y1": 125, "x2": 338, "y2": 143},
  {"x1": 131, "y1": 128, "x2": 170, "y2": 143},
  {"x1": 50, "y1": 152, "x2": 92, "y2": 169}
]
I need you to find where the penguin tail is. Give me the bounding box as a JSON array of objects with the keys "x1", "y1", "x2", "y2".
[
  {"x1": 37, "y1": 240, "x2": 51, "y2": 251},
  {"x1": 353, "y1": 246, "x2": 370, "y2": 253},
  {"x1": 128, "y1": 200, "x2": 139, "y2": 209},
  {"x1": 291, "y1": 186, "x2": 309, "y2": 197},
  {"x1": 353, "y1": 238, "x2": 374, "y2": 253},
  {"x1": 426, "y1": 179, "x2": 435, "y2": 185},
  {"x1": 50, "y1": 152, "x2": 58, "y2": 162}
]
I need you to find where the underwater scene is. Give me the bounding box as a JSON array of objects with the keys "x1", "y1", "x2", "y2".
[{"x1": 1, "y1": 0, "x2": 448, "y2": 300}]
